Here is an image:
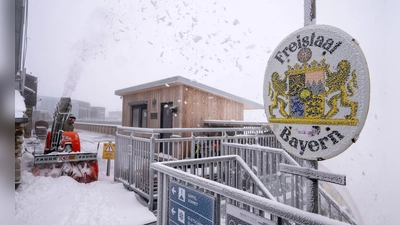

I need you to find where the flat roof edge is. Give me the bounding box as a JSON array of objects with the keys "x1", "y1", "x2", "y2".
[{"x1": 115, "y1": 76, "x2": 264, "y2": 109}]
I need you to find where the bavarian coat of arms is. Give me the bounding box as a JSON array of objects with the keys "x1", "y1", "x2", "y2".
[{"x1": 268, "y1": 59, "x2": 359, "y2": 126}]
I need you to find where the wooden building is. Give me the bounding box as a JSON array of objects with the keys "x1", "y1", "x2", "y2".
[{"x1": 115, "y1": 76, "x2": 263, "y2": 131}]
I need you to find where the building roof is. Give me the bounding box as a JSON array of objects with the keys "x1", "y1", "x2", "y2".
[{"x1": 115, "y1": 76, "x2": 264, "y2": 110}]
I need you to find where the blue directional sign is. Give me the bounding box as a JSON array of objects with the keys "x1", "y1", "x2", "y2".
[
  {"x1": 226, "y1": 203, "x2": 275, "y2": 225},
  {"x1": 169, "y1": 181, "x2": 215, "y2": 225}
]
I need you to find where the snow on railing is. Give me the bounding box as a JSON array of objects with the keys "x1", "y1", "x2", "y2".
[
  {"x1": 113, "y1": 125, "x2": 357, "y2": 224},
  {"x1": 151, "y1": 155, "x2": 349, "y2": 225},
  {"x1": 222, "y1": 143, "x2": 358, "y2": 225}
]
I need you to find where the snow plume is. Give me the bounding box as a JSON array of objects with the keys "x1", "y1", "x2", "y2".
[{"x1": 62, "y1": 6, "x2": 115, "y2": 97}]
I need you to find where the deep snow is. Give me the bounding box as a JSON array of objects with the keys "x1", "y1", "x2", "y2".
[{"x1": 15, "y1": 130, "x2": 157, "y2": 225}]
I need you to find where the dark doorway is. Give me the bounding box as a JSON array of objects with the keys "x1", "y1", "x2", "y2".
[
  {"x1": 160, "y1": 102, "x2": 173, "y2": 154},
  {"x1": 130, "y1": 103, "x2": 148, "y2": 128}
]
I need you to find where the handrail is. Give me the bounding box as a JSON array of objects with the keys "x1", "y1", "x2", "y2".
[
  {"x1": 222, "y1": 142, "x2": 358, "y2": 225},
  {"x1": 154, "y1": 155, "x2": 276, "y2": 201},
  {"x1": 115, "y1": 126, "x2": 268, "y2": 134},
  {"x1": 151, "y1": 156, "x2": 349, "y2": 225},
  {"x1": 223, "y1": 142, "x2": 300, "y2": 166}
]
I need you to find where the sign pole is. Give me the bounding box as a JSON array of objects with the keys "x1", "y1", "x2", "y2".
[
  {"x1": 303, "y1": 160, "x2": 318, "y2": 213},
  {"x1": 304, "y1": 0, "x2": 316, "y2": 26},
  {"x1": 304, "y1": 0, "x2": 318, "y2": 214},
  {"x1": 106, "y1": 141, "x2": 111, "y2": 176},
  {"x1": 106, "y1": 159, "x2": 111, "y2": 176}
]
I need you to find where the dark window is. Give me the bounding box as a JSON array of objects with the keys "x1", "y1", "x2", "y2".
[{"x1": 131, "y1": 104, "x2": 147, "y2": 128}]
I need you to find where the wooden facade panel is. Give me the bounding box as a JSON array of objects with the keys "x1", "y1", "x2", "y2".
[
  {"x1": 121, "y1": 83, "x2": 244, "y2": 130},
  {"x1": 181, "y1": 85, "x2": 244, "y2": 129},
  {"x1": 122, "y1": 86, "x2": 183, "y2": 128}
]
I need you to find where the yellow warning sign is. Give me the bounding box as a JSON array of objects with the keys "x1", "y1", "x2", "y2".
[{"x1": 102, "y1": 142, "x2": 115, "y2": 160}]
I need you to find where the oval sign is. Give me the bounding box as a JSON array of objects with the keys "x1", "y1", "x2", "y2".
[{"x1": 263, "y1": 25, "x2": 370, "y2": 160}]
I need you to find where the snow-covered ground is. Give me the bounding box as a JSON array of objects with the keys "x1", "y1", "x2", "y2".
[{"x1": 15, "y1": 130, "x2": 157, "y2": 225}]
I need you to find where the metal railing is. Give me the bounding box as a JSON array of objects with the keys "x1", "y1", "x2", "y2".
[
  {"x1": 114, "y1": 125, "x2": 358, "y2": 224},
  {"x1": 114, "y1": 126, "x2": 276, "y2": 209},
  {"x1": 222, "y1": 142, "x2": 358, "y2": 225},
  {"x1": 151, "y1": 155, "x2": 349, "y2": 225}
]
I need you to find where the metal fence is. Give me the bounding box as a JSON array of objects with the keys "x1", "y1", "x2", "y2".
[
  {"x1": 222, "y1": 143, "x2": 358, "y2": 225},
  {"x1": 151, "y1": 155, "x2": 349, "y2": 225},
  {"x1": 114, "y1": 126, "x2": 277, "y2": 209},
  {"x1": 114, "y1": 125, "x2": 358, "y2": 224}
]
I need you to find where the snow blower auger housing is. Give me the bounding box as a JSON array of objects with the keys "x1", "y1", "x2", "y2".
[{"x1": 33, "y1": 97, "x2": 99, "y2": 183}]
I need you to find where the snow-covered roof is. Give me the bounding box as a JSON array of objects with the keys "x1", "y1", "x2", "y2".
[
  {"x1": 115, "y1": 76, "x2": 264, "y2": 110},
  {"x1": 15, "y1": 90, "x2": 28, "y2": 123}
]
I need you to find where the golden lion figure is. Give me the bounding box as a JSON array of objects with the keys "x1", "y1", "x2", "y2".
[
  {"x1": 268, "y1": 72, "x2": 289, "y2": 118},
  {"x1": 324, "y1": 60, "x2": 358, "y2": 119}
]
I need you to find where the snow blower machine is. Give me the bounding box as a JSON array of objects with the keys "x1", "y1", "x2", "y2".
[{"x1": 33, "y1": 97, "x2": 99, "y2": 183}]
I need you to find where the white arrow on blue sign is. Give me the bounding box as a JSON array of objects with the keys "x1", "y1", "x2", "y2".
[{"x1": 169, "y1": 181, "x2": 215, "y2": 225}]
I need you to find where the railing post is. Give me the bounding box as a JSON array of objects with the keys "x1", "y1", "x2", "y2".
[
  {"x1": 221, "y1": 132, "x2": 226, "y2": 155},
  {"x1": 191, "y1": 133, "x2": 196, "y2": 159},
  {"x1": 157, "y1": 171, "x2": 164, "y2": 225},
  {"x1": 148, "y1": 133, "x2": 156, "y2": 211},
  {"x1": 114, "y1": 130, "x2": 118, "y2": 182},
  {"x1": 128, "y1": 131, "x2": 134, "y2": 190},
  {"x1": 128, "y1": 145, "x2": 133, "y2": 189},
  {"x1": 161, "y1": 173, "x2": 169, "y2": 224}
]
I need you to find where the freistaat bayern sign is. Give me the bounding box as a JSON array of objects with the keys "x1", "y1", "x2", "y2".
[{"x1": 264, "y1": 25, "x2": 370, "y2": 160}]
